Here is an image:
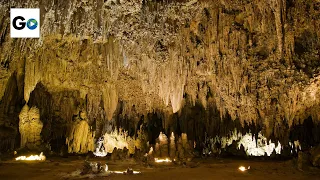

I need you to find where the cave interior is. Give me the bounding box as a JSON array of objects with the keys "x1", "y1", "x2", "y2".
[{"x1": 0, "y1": 0, "x2": 320, "y2": 179}]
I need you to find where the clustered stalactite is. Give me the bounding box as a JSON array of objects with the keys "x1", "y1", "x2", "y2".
[{"x1": 0, "y1": 0, "x2": 319, "y2": 155}]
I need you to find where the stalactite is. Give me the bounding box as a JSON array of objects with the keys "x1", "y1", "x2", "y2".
[
  {"x1": 0, "y1": 73, "x2": 9, "y2": 101},
  {"x1": 102, "y1": 83, "x2": 118, "y2": 121},
  {"x1": 24, "y1": 57, "x2": 41, "y2": 103},
  {"x1": 269, "y1": 0, "x2": 284, "y2": 58},
  {"x1": 0, "y1": 0, "x2": 320, "y2": 150}
]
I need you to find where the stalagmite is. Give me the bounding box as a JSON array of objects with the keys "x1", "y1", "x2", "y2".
[
  {"x1": 154, "y1": 142, "x2": 161, "y2": 158},
  {"x1": 209, "y1": 129, "x2": 283, "y2": 156},
  {"x1": 135, "y1": 126, "x2": 148, "y2": 153},
  {"x1": 101, "y1": 129, "x2": 133, "y2": 154},
  {"x1": 66, "y1": 112, "x2": 95, "y2": 154},
  {"x1": 311, "y1": 145, "x2": 320, "y2": 167},
  {"x1": 158, "y1": 132, "x2": 169, "y2": 157},
  {"x1": 169, "y1": 132, "x2": 176, "y2": 159},
  {"x1": 93, "y1": 137, "x2": 107, "y2": 157},
  {"x1": 177, "y1": 136, "x2": 184, "y2": 159},
  {"x1": 95, "y1": 127, "x2": 148, "y2": 156},
  {"x1": 176, "y1": 133, "x2": 193, "y2": 160},
  {"x1": 18, "y1": 105, "x2": 43, "y2": 150},
  {"x1": 0, "y1": 0, "x2": 320, "y2": 178}
]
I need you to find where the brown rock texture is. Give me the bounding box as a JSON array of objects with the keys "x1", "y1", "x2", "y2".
[
  {"x1": 18, "y1": 105, "x2": 43, "y2": 149},
  {"x1": 0, "y1": 0, "x2": 320, "y2": 150},
  {"x1": 66, "y1": 118, "x2": 95, "y2": 154}
]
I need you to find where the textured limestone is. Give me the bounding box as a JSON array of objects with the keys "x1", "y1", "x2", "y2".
[
  {"x1": 18, "y1": 105, "x2": 43, "y2": 149},
  {"x1": 66, "y1": 114, "x2": 95, "y2": 154},
  {"x1": 156, "y1": 132, "x2": 169, "y2": 157},
  {"x1": 102, "y1": 83, "x2": 118, "y2": 121},
  {"x1": 169, "y1": 132, "x2": 176, "y2": 159},
  {"x1": 101, "y1": 128, "x2": 137, "y2": 154},
  {"x1": 0, "y1": 0, "x2": 320, "y2": 146},
  {"x1": 311, "y1": 145, "x2": 320, "y2": 167}
]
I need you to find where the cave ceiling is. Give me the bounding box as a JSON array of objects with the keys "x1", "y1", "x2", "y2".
[{"x1": 0, "y1": 0, "x2": 320, "y2": 137}]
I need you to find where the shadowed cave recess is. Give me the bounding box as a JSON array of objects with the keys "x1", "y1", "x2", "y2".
[{"x1": 1, "y1": 0, "x2": 320, "y2": 177}]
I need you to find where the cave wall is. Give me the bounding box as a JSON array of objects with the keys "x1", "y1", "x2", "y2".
[{"x1": 0, "y1": 0, "x2": 320, "y2": 151}]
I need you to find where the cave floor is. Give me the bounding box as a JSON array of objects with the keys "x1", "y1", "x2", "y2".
[{"x1": 0, "y1": 157, "x2": 319, "y2": 180}]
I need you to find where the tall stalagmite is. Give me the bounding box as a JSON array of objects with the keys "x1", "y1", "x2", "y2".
[
  {"x1": 18, "y1": 105, "x2": 43, "y2": 150},
  {"x1": 66, "y1": 111, "x2": 95, "y2": 154}
]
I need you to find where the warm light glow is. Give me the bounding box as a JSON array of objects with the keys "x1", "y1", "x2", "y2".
[
  {"x1": 93, "y1": 150, "x2": 108, "y2": 157},
  {"x1": 100, "y1": 129, "x2": 136, "y2": 154},
  {"x1": 238, "y1": 166, "x2": 246, "y2": 171},
  {"x1": 148, "y1": 147, "x2": 154, "y2": 155},
  {"x1": 289, "y1": 140, "x2": 301, "y2": 152},
  {"x1": 109, "y1": 170, "x2": 141, "y2": 174},
  {"x1": 15, "y1": 152, "x2": 46, "y2": 161},
  {"x1": 105, "y1": 165, "x2": 141, "y2": 174},
  {"x1": 238, "y1": 132, "x2": 282, "y2": 156},
  {"x1": 94, "y1": 137, "x2": 108, "y2": 157},
  {"x1": 212, "y1": 129, "x2": 282, "y2": 156},
  {"x1": 154, "y1": 158, "x2": 172, "y2": 163},
  {"x1": 112, "y1": 171, "x2": 124, "y2": 174},
  {"x1": 238, "y1": 166, "x2": 249, "y2": 172}
]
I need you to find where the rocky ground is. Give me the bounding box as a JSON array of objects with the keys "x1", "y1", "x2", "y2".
[{"x1": 0, "y1": 156, "x2": 319, "y2": 180}]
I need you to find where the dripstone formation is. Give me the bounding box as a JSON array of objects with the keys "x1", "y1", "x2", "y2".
[{"x1": 0, "y1": 0, "x2": 320, "y2": 158}]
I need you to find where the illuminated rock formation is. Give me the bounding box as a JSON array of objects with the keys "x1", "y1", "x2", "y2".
[
  {"x1": 176, "y1": 133, "x2": 193, "y2": 160},
  {"x1": 103, "y1": 129, "x2": 128, "y2": 153},
  {"x1": 102, "y1": 83, "x2": 118, "y2": 121},
  {"x1": 0, "y1": 0, "x2": 320, "y2": 157},
  {"x1": 169, "y1": 132, "x2": 176, "y2": 159},
  {"x1": 18, "y1": 105, "x2": 43, "y2": 149},
  {"x1": 66, "y1": 112, "x2": 95, "y2": 154},
  {"x1": 155, "y1": 132, "x2": 169, "y2": 157}
]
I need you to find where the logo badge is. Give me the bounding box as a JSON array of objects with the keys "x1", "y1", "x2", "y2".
[
  {"x1": 10, "y1": 8, "x2": 40, "y2": 38},
  {"x1": 27, "y1": 19, "x2": 38, "y2": 30}
]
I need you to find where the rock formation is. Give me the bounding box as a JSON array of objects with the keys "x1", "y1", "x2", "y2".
[
  {"x1": 66, "y1": 111, "x2": 95, "y2": 154},
  {"x1": 155, "y1": 132, "x2": 169, "y2": 157},
  {"x1": 18, "y1": 105, "x2": 43, "y2": 150},
  {"x1": 311, "y1": 145, "x2": 320, "y2": 167},
  {"x1": 169, "y1": 132, "x2": 176, "y2": 159},
  {"x1": 0, "y1": 0, "x2": 320, "y2": 158}
]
